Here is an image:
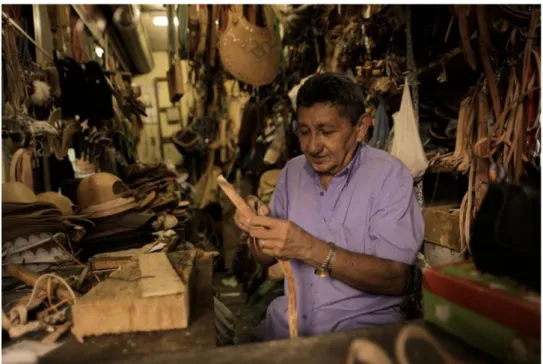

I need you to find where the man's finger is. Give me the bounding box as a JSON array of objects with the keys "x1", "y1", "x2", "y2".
[
  {"x1": 246, "y1": 195, "x2": 260, "y2": 212},
  {"x1": 257, "y1": 203, "x2": 269, "y2": 216},
  {"x1": 246, "y1": 195, "x2": 259, "y2": 203},
  {"x1": 246, "y1": 215, "x2": 277, "y2": 229},
  {"x1": 260, "y1": 244, "x2": 280, "y2": 257},
  {"x1": 233, "y1": 212, "x2": 252, "y2": 232},
  {"x1": 247, "y1": 225, "x2": 280, "y2": 240}
]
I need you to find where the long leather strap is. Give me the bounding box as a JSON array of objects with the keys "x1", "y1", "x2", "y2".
[{"x1": 279, "y1": 260, "x2": 298, "y2": 338}]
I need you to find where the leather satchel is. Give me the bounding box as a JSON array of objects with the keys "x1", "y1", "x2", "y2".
[{"x1": 470, "y1": 170, "x2": 541, "y2": 292}]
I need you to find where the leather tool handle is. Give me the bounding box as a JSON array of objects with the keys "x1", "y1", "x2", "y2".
[
  {"x1": 5, "y1": 264, "x2": 79, "y2": 300},
  {"x1": 5, "y1": 264, "x2": 40, "y2": 286}
]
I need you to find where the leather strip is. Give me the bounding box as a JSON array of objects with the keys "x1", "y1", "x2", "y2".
[{"x1": 280, "y1": 260, "x2": 298, "y2": 338}]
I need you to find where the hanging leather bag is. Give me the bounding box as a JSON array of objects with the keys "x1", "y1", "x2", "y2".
[
  {"x1": 219, "y1": 5, "x2": 280, "y2": 87},
  {"x1": 470, "y1": 169, "x2": 541, "y2": 292}
]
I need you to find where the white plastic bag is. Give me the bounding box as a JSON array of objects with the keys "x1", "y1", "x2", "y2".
[{"x1": 389, "y1": 78, "x2": 428, "y2": 178}]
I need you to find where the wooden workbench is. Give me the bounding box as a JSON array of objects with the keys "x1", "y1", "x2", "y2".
[
  {"x1": 39, "y1": 258, "x2": 216, "y2": 364},
  {"x1": 107, "y1": 320, "x2": 497, "y2": 364}
]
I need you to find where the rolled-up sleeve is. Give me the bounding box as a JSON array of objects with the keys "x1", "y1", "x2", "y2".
[
  {"x1": 269, "y1": 167, "x2": 288, "y2": 220},
  {"x1": 368, "y1": 173, "x2": 424, "y2": 264}
]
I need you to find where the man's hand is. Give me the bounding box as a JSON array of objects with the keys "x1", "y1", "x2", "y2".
[
  {"x1": 243, "y1": 215, "x2": 316, "y2": 261},
  {"x1": 233, "y1": 195, "x2": 277, "y2": 267},
  {"x1": 233, "y1": 195, "x2": 269, "y2": 235}
]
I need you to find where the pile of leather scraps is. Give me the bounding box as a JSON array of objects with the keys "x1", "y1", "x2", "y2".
[
  {"x1": 74, "y1": 172, "x2": 183, "y2": 261},
  {"x1": 2, "y1": 182, "x2": 92, "y2": 273},
  {"x1": 1, "y1": 183, "x2": 86, "y2": 341}
]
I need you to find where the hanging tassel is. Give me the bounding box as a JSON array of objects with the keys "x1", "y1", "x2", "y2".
[{"x1": 369, "y1": 96, "x2": 390, "y2": 150}]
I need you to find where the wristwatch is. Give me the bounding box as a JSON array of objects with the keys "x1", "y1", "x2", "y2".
[{"x1": 314, "y1": 242, "x2": 337, "y2": 278}]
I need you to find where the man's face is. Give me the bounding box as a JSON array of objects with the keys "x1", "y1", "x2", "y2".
[{"x1": 297, "y1": 103, "x2": 361, "y2": 176}]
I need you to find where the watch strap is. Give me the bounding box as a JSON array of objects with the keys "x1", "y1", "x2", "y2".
[{"x1": 315, "y1": 242, "x2": 337, "y2": 277}]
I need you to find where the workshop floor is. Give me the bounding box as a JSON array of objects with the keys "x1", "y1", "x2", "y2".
[{"x1": 213, "y1": 271, "x2": 283, "y2": 346}]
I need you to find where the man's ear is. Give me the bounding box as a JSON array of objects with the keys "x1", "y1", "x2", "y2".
[{"x1": 356, "y1": 114, "x2": 372, "y2": 142}]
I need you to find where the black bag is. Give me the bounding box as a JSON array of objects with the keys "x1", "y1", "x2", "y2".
[
  {"x1": 55, "y1": 56, "x2": 90, "y2": 120},
  {"x1": 470, "y1": 171, "x2": 541, "y2": 292}
]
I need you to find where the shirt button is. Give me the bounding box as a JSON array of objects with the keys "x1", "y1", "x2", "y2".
[
  {"x1": 319, "y1": 192, "x2": 324, "y2": 196},
  {"x1": 322, "y1": 218, "x2": 326, "y2": 223},
  {"x1": 302, "y1": 314, "x2": 308, "y2": 320}
]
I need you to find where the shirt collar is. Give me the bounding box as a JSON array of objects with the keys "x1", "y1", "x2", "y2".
[{"x1": 303, "y1": 143, "x2": 363, "y2": 184}]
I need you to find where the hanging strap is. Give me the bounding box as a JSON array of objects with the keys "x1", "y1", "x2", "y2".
[
  {"x1": 178, "y1": 5, "x2": 188, "y2": 60},
  {"x1": 167, "y1": 5, "x2": 176, "y2": 67}
]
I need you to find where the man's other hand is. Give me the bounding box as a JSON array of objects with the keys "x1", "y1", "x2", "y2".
[
  {"x1": 244, "y1": 216, "x2": 316, "y2": 261},
  {"x1": 234, "y1": 195, "x2": 269, "y2": 235}
]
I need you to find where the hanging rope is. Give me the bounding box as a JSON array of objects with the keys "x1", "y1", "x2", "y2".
[{"x1": 405, "y1": 5, "x2": 424, "y2": 208}]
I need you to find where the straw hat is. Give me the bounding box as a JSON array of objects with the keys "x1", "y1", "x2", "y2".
[
  {"x1": 77, "y1": 173, "x2": 138, "y2": 219},
  {"x1": 36, "y1": 191, "x2": 95, "y2": 230},
  {"x1": 37, "y1": 192, "x2": 75, "y2": 217},
  {"x1": 2, "y1": 182, "x2": 38, "y2": 203},
  {"x1": 2, "y1": 182, "x2": 61, "y2": 219}
]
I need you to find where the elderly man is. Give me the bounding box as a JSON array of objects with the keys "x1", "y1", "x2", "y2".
[{"x1": 235, "y1": 73, "x2": 424, "y2": 341}]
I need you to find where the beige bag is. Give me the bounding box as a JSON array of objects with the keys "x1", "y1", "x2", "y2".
[
  {"x1": 389, "y1": 77, "x2": 428, "y2": 179},
  {"x1": 219, "y1": 5, "x2": 280, "y2": 87}
]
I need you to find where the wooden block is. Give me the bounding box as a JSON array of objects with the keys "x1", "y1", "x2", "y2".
[
  {"x1": 89, "y1": 256, "x2": 132, "y2": 272},
  {"x1": 422, "y1": 205, "x2": 461, "y2": 251},
  {"x1": 72, "y1": 250, "x2": 196, "y2": 340},
  {"x1": 89, "y1": 244, "x2": 155, "y2": 272},
  {"x1": 138, "y1": 252, "x2": 185, "y2": 298}
]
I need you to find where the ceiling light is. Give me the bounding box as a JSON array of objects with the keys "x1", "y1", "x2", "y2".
[
  {"x1": 95, "y1": 46, "x2": 104, "y2": 58},
  {"x1": 153, "y1": 16, "x2": 178, "y2": 27}
]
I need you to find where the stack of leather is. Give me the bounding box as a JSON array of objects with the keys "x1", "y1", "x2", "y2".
[
  {"x1": 123, "y1": 164, "x2": 192, "y2": 219},
  {"x1": 2, "y1": 182, "x2": 93, "y2": 272},
  {"x1": 77, "y1": 172, "x2": 180, "y2": 260}
]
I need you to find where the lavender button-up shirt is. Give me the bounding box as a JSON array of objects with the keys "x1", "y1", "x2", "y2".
[{"x1": 253, "y1": 143, "x2": 424, "y2": 341}]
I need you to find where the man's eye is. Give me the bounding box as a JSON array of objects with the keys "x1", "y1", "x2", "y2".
[
  {"x1": 322, "y1": 130, "x2": 335, "y2": 136},
  {"x1": 299, "y1": 129, "x2": 309, "y2": 136}
]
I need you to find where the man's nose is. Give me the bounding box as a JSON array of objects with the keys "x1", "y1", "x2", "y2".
[{"x1": 307, "y1": 135, "x2": 322, "y2": 154}]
